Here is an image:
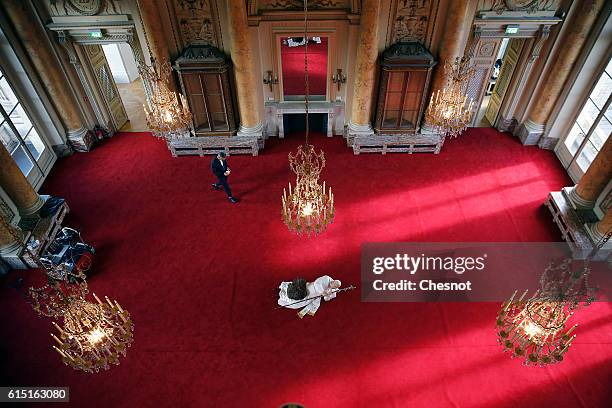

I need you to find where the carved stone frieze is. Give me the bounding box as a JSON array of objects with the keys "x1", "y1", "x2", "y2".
[
  {"x1": 391, "y1": 0, "x2": 435, "y2": 45},
  {"x1": 174, "y1": 0, "x2": 218, "y2": 47}
]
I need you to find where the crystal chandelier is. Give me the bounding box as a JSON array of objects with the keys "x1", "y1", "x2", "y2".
[
  {"x1": 28, "y1": 278, "x2": 88, "y2": 318},
  {"x1": 496, "y1": 290, "x2": 576, "y2": 366},
  {"x1": 0, "y1": 215, "x2": 134, "y2": 374},
  {"x1": 495, "y1": 230, "x2": 609, "y2": 367},
  {"x1": 51, "y1": 294, "x2": 134, "y2": 373},
  {"x1": 281, "y1": 0, "x2": 335, "y2": 236},
  {"x1": 140, "y1": 59, "x2": 192, "y2": 139},
  {"x1": 28, "y1": 280, "x2": 134, "y2": 373},
  {"x1": 282, "y1": 145, "x2": 334, "y2": 235},
  {"x1": 425, "y1": 56, "x2": 475, "y2": 138}
]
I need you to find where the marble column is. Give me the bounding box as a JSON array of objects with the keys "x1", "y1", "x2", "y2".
[
  {"x1": 1, "y1": 0, "x2": 88, "y2": 147},
  {"x1": 136, "y1": 0, "x2": 176, "y2": 92},
  {"x1": 428, "y1": 0, "x2": 472, "y2": 97},
  {"x1": 0, "y1": 215, "x2": 21, "y2": 255},
  {"x1": 567, "y1": 136, "x2": 612, "y2": 208},
  {"x1": 518, "y1": 0, "x2": 606, "y2": 144},
  {"x1": 347, "y1": 0, "x2": 382, "y2": 138},
  {"x1": 0, "y1": 143, "x2": 44, "y2": 218},
  {"x1": 226, "y1": 0, "x2": 262, "y2": 138}
]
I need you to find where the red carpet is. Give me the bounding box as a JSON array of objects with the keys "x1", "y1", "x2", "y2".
[
  {"x1": 1, "y1": 129, "x2": 611, "y2": 407},
  {"x1": 281, "y1": 37, "x2": 328, "y2": 96}
]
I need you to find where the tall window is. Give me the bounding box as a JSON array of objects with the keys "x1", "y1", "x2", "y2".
[
  {"x1": 0, "y1": 66, "x2": 47, "y2": 176},
  {"x1": 562, "y1": 57, "x2": 611, "y2": 176}
]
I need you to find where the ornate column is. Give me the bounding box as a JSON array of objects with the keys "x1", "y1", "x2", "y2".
[
  {"x1": 567, "y1": 136, "x2": 612, "y2": 208},
  {"x1": 0, "y1": 143, "x2": 44, "y2": 219},
  {"x1": 1, "y1": 0, "x2": 89, "y2": 149},
  {"x1": 0, "y1": 214, "x2": 21, "y2": 256},
  {"x1": 347, "y1": 0, "x2": 382, "y2": 139},
  {"x1": 428, "y1": 0, "x2": 472, "y2": 97},
  {"x1": 518, "y1": 0, "x2": 606, "y2": 144},
  {"x1": 226, "y1": 0, "x2": 262, "y2": 138}
]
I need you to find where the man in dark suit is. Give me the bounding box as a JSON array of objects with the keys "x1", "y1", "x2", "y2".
[{"x1": 211, "y1": 152, "x2": 238, "y2": 203}]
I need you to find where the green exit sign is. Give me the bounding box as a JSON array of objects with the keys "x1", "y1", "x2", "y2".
[
  {"x1": 505, "y1": 25, "x2": 520, "y2": 34},
  {"x1": 88, "y1": 30, "x2": 103, "y2": 38}
]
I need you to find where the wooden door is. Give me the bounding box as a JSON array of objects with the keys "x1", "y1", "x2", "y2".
[
  {"x1": 485, "y1": 38, "x2": 525, "y2": 126},
  {"x1": 85, "y1": 44, "x2": 128, "y2": 131},
  {"x1": 465, "y1": 38, "x2": 502, "y2": 127}
]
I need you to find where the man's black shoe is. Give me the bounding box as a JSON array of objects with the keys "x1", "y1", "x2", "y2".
[
  {"x1": 212, "y1": 183, "x2": 221, "y2": 191},
  {"x1": 229, "y1": 197, "x2": 238, "y2": 203}
]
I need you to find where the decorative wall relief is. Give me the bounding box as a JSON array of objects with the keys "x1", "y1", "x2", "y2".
[
  {"x1": 174, "y1": 0, "x2": 219, "y2": 47},
  {"x1": 65, "y1": 0, "x2": 103, "y2": 15},
  {"x1": 388, "y1": 0, "x2": 439, "y2": 48},
  {"x1": 477, "y1": 0, "x2": 559, "y2": 13},
  {"x1": 47, "y1": 0, "x2": 126, "y2": 17}
]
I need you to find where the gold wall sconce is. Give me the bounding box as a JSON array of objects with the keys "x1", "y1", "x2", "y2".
[
  {"x1": 263, "y1": 70, "x2": 278, "y2": 92},
  {"x1": 331, "y1": 68, "x2": 347, "y2": 91}
]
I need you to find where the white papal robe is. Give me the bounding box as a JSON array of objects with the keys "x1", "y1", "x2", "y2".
[{"x1": 278, "y1": 275, "x2": 339, "y2": 318}]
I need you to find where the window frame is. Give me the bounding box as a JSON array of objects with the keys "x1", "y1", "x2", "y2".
[
  {"x1": 0, "y1": 66, "x2": 49, "y2": 180},
  {"x1": 556, "y1": 56, "x2": 612, "y2": 182}
]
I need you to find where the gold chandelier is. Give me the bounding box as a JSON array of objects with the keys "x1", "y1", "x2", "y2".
[
  {"x1": 496, "y1": 231, "x2": 609, "y2": 367},
  {"x1": 51, "y1": 294, "x2": 134, "y2": 374},
  {"x1": 282, "y1": 145, "x2": 335, "y2": 235},
  {"x1": 281, "y1": 0, "x2": 335, "y2": 236},
  {"x1": 28, "y1": 279, "x2": 134, "y2": 373},
  {"x1": 141, "y1": 59, "x2": 192, "y2": 139},
  {"x1": 28, "y1": 278, "x2": 88, "y2": 318},
  {"x1": 496, "y1": 290, "x2": 576, "y2": 366},
  {"x1": 425, "y1": 56, "x2": 475, "y2": 138},
  {"x1": 1, "y1": 213, "x2": 135, "y2": 373}
]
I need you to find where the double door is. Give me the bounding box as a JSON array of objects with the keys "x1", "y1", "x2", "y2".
[
  {"x1": 83, "y1": 44, "x2": 128, "y2": 132},
  {"x1": 465, "y1": 37, "x2": 525, "y2": 127}
]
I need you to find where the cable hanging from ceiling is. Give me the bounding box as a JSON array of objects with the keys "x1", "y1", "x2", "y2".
[{"x1": 281, "y1": 0, "x2": 335, "y2": 236}]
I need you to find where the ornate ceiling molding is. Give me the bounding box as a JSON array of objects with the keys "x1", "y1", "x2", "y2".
[
  {"x1": 65, "y1": 0, "x2": 103, "y2": 15},
  {"x1": 247, "y1": 0, "x2": 357, "y2": 15},
  {"x1": 47, "y1": 0, "x2": 125, "y2": 17},
  {"x1": 256, "y1": 0, "x2": 350, "y2": 10}
]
